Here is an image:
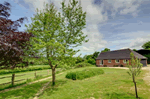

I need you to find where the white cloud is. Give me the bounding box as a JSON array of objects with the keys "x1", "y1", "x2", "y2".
[
  {"x1": 101, "y1": 0, "x2": 142, "y2": 18},
  {"x1": 13, "y1": 0, "x2": 146, "y2": 57},
  {"x1": 118, "y1": 31, "x2": 150, "y2": 50},
  {"x1": 15, "y1": 0, "x2": 109, "y2": 56},
  {"x1": 78, "y1": 24, "x2": 108, "y2": 53}
]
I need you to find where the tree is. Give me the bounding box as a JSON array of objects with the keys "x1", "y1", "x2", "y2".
[
  {"x1": 25, "y1": 0, "x2": 88, "y2": 86},
  {"x1": 133, "y1": 49, "x2": 137, "y2": 51},
  {"x1": 87, "y1": 58, "x2": 95, "y2": 65},
  {"x1": 86, "y1": 55, "x2": 93, "y2": 60},
  {"x1": 101, "y1": 48, "x2": 110, "y2": 53},
  {"x1": 76, "y1": 56, "x2": 84, "y2": 64},
  {"x1": 125, "y1": 52, "x2": 143, "y2": 98},
  {"x1": 142, "y1": 41, "x2": 150, "y2": 50},
  {"x1": 0, "y1": 2, "x2": 34, "y2": 86},
  {"x1": 92, "y1": 51, "x2": 100, "y2": 60}
]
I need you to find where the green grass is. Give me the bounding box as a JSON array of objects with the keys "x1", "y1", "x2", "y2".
[
  {"x1": 0, "y1": 68, "x2": 63, "y2": 91},
  {"x1": 0, "y1": 67, "x2": 150, "y2": 99}
]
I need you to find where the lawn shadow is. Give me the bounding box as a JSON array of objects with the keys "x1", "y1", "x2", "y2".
[
  {"x1": 0, "y1": 81, "x2": 46, "y2": 99},
  {"x1": 105, "y1": 92, "x2": 144, "y2": 99},
  {"x1": 37, "y1": 80, "x2": 67, "y2": 97}
]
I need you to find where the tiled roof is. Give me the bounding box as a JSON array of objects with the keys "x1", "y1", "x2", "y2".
[{"x1": 96, "y1": 48, "x2": 147, "y2": 60}]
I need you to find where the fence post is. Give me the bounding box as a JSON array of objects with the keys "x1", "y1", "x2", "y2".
[{"x1": 35, "y1": 71, "x2": 36, "y2": 78}]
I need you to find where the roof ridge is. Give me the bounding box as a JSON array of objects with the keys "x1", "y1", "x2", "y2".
[
  {"x1": 138, "y1": 49, "x2": 150, "y2": 51},
  {"x1": 101, "y1": 48, "x2": 129, "y2": 53},
  {"x1": 130, "y1": 49, "x2": 147, "y2": 59},
  {"x1": 107, "y1": 48, "x2": 130, "y2": 52}
]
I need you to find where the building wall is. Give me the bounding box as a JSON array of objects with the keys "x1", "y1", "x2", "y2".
[{"x1": 96, "y1": 59, "x2": 131, "y2": 67}]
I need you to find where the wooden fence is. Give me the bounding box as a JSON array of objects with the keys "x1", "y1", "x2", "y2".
[{"x1": 0, "y1": 69, "x2": 50, "y2": 85}]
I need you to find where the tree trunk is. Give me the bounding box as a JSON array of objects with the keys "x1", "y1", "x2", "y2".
[
  {"x1": 133, "y1": 81, "x2": 138, "y2": 98},
  {"x1": 132, "y1": 75, "x2": 139, "y2": 98},
  {"x1": 52, "y1": 67, "x2": 56, "y2": 86},
  {"x1": 12, "y1": 73, "x2": 15, "y2": 86}
]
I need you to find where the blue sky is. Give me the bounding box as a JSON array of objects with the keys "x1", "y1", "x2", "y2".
[{"x1": 1, "y1": 0, "x2": 150, "y2": 57}]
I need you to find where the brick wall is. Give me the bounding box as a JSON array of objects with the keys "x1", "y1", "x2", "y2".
[{"x1": 96, "y1": 59, "x2": 131, "y2": 67}]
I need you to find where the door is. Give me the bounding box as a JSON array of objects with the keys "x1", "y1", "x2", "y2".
[
  {"x1": 140, "y1": 59, "x2": 147, "y2": 66},
  {"x1": 101, "y1": 60, "x2": 103, "y2": 65}
]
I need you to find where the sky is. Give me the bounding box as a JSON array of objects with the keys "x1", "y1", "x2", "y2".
[{"x1": 1, "y1": 0, "x2": 150, "y2": 57}]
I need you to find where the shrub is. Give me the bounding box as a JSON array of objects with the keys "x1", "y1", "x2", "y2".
[
  {"x1": 120, "y1": 64, "x2": 124, "y2": 67},
  {"x1": 87, "y1": 58, "x2": 96, "y2": 65},
  {"x1": 104, "y1": 65, "x2": 107, "y2": 67},
  {"x1": 66, "y1": 68, "x2": 104, "y2": 80},
  {"x1": 113, "y1": 65, "x2": 119, "y2": 67}
]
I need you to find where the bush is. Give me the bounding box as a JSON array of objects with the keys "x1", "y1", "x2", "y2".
[
  {"x1": 66, "y1": 68, "x2": 104, "y2": 80},
  {"x1": 87, "y1": 58, "x2": 96, "y2": 65},
  {"x1": 120, "y1": 64, "x2": 124, "y2": 67},
  {"x1": 113, "y1": 65, "x2": 119, "y2": 67},
  {"x1": 104, "y1": 65, "x2": 107, "y2": 67}
]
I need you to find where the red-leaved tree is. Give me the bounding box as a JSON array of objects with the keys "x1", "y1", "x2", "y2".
[{"x1": 0, "y1": 1, "x2": 35, "y2": 86}]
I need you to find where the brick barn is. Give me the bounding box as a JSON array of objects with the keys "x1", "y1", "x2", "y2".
[{"x1": 96, "y1": 48, "x2": 147, "y2": 67}]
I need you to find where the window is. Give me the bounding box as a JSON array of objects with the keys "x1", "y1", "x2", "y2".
[
  {"x1": 115, "y1": 60, "x2": 119, "y2": 63},
  {"x1": 108, "y1": 60, "x2": 111, "y2": 63},
  {"x1": 100, "y1": 60, "x2": 103, "y2": 65},
  {"x1": 123, "y1": 59, "x2": 128, "y2": 63}
]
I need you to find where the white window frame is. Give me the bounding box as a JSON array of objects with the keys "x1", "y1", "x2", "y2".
[
  {"x1": 115, "y1": 59, "x2": 119, "y2": 63},
  {"x1": 108, "y1": 60, "x2": 111, "y2": 63},
  {"x1": 123, "y1": 59, "x2": 128, "y2": 63},
  {"x1": 100, "y1": 60, "x2": 103, "y2": 65}
]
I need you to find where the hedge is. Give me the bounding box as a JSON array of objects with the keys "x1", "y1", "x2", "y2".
[
  {"x1": 66, "y1": 68, "x2": 104, "y2": 80},
  {"x1": 0, "y1": 66, "x2": 51, "y2": 75}
]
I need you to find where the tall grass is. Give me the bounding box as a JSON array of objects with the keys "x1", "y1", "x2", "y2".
[{"x1": 66, "y1": 68, "x2": 104, "y2": 80}]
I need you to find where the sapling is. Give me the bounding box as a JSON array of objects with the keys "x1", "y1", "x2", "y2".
[{"x1": 126, "y1": 52, "x2": 143, "y2": 98}]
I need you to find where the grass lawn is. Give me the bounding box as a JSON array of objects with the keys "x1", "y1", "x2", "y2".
[
  {"x1": 0, "y1": 67, "x2": 150, "y2": 99},
  {"x1": 0, "y1": 68, "x2": 62, "y2": 91}
]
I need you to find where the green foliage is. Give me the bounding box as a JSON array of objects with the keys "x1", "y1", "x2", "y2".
[
  {"x1": 125, "y1": 52, "x2": 143, "y2": 98},
  {"x1": 87, "y1": 58, "x2": 96, "y2": 65},
  {"x1": 101, "y1": 48, "x2": 110, "y2": 53},
  {"x1": 25, "y1": 0, "x2": 88, "y2": 68},
  {"x1": 65, "y1": 68, "x2": 104, "y2": 80},
  {"x1": 92, "y1": 51, "x2": 100, "y2": 60},
  {"x1": 74, "y1": 62, "x2": 94, "y2": 68},
  {"x1": 113, "y1": 65, "x2": 118, "y2": 67},
  {"x1": 142, "y1": 41, "x2": 150, "y2": 50},
  {"x1": 0, "y1": 66, "x2": 51, "y2": 75},
  {"x1": 143, "y1": 54, "x2": 150, "y2": 62},
  {"x1": 104, "y1": 65, "x2": 107, "y2": 67},
  {"x1": 133, "y1": 49, "x2": 137, "y2": 51},
  {"x1": 29, "y1": 57, "x2": 49, "y2": 65},
  {"x1": 126, "y1": 52, "x2": 143, "y2": 77},
  {"x1": 82, "y1": 51, "x2": 100, "y2": 65},
  {"x1": 76, "y1": 56, "x2": 84, "y2": 64},
  {"x1": 25, "y1": 0, "x2": 88, "y2": 85},
  {"x1": 86, "y1": 55, "x2": 93, "y2": 60},
  {"x1": 120, "y1": 64, "x2": 124, "y2": 67}
]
